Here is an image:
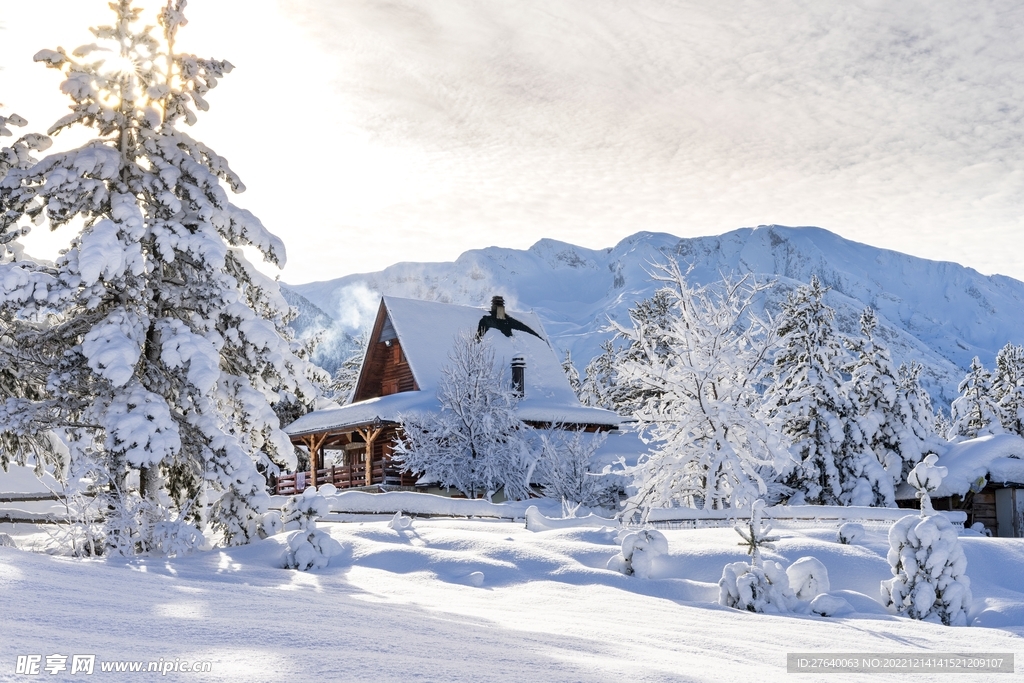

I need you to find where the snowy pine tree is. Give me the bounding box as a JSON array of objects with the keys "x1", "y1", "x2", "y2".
[
  {"x1": 845, "y1": 307, "x2": 906, "y2": 506},
  {"x1": 766, "y1": 276, "x2": 861, "y2": 506},
  {"x1": 579, "y1": 338, "x2": 620, "y2": 410},
  {"x1": 393, "y1": 332, "x2": 534, "y2": 501},
  {"x1": 0, "y1": 109, "x2": 66, "y2": 475},
  {"x1": 895, "y1": 360, "x2": 939, "y2": 481},
  {"x1": 579, "y1": 291, "x2": 674, "y2": 417},
  {"x1": 327, "y1": 333, "x2": 367, "y2": 405},
  {"x1": 992, "y1": 343, "x2": 1024, "y2": 437},
  {"x1": 561, "y1": 349, "x2": 583, "y2": 400},
  {"x1": 948, "y1": 357, "x2": 1002, "y2": 441},
  {"x1": 0, "y1": 2, "x2": 319, "y2": 552},
  {"x1": 882, "y1": 455, "x2": 972, "y2": 626},
  {"x1": 619, "y1": 264, "x2": 785, "y2": 514}
]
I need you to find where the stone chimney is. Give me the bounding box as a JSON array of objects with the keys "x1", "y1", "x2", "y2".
[
  {"x1": 491, "y1": 295, "x2": 506, "y2": 320},
  {"x1": 511, "y1": 355, "x2": 525, "y2": 397}
]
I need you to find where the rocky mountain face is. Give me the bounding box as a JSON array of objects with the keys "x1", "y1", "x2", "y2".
[{"x1": 286, "y1": 225, "x2": 1024, "y2": 408}]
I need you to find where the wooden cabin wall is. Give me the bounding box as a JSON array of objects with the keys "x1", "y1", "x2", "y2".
[{"x1": 354, "y1": 339, "x2": 417, "y2": 401}]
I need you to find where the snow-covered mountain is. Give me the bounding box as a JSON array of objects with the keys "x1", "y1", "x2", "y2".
[{"x1": 286, "y1": 226, "x2": 1024, "y2": 407}]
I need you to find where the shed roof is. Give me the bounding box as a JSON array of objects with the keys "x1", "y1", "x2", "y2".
[{"x1": 895, "y1": 433, "x2": 1024, "y2": 499}]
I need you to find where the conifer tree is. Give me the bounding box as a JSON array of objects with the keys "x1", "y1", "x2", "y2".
[
  {"x1": 948, "y1": 357, "x2": 1002, "y2": 441},
  {"x1": 992, "y1": 343, "x2": 1024, "y2": 437},
  {"x1": 845, "y1": 307, "x2": 904, "y2": 506},
  {"x1": 895, "y1": 360, "x2": 938, "y2": 480},
  {"x1": 579, "y1": 338, "x2": 619, "y2": 410},
  {"x1": 766, "y1": 276, "x2": 860, "y2": 505},
  {"x1": 0, "y1": 1, "x2": 319, "y2": 552},
  {"x1": 580, "y1": 290, "x2": 674, "y2": 417},
  {"x1": 561, "y1": 349, "x2": 583, "y2": 400}
]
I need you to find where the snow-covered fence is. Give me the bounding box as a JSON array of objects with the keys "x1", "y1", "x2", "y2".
[
  {"x1": 286, "y1": 490, "x2": 557, "y2": 521},
  {"x1": 638, "y1": 505, "x2": 967, "y2": 531}
]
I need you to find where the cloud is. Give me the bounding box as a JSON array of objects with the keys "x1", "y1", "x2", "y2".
[{"x1": 5, "y1": 1, "x2": 1024, "y2": 282}]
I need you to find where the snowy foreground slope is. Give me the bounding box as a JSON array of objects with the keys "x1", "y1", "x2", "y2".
[
  {"x1": 287, "y1": 226, "x2": 1024, "y2": 405},
  {"x1": 3, "y1": 516, "x2": 1022, "y2": 682}
]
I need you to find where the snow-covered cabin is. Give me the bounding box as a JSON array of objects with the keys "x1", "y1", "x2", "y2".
[
  {"x1": 895, "y1": 434, "x2": 1024, "y2": 537},
  {"x1": 278, "y1": 296, "x2": 621, "y2": 495}
]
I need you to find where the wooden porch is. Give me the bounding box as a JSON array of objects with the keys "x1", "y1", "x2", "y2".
[{"x1": 276, "y1": 419, "x2": 419, "y2": 495}]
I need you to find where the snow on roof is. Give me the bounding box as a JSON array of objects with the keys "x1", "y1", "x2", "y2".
[
  {"x1": 286, "y1": 295, "x2": 620, "y2": 436},
  {"x1": 895, "y1": 434, "x2": 1024, "y2": 499}
]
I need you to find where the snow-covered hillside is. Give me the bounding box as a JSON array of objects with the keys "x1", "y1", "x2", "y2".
[{"x1": 287, "y1": 226, "x2": 1024, "y2": 406}]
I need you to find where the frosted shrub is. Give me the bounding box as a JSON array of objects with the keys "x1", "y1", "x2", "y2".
[
  {"x1": 881, "y1": 455, "x2": 971, "y2": 626},
  {"x1": 786, "y1": 556, "x2": 830, "y2": 600},
  {"x1": 283, "y1": 529, "x2": 343, "y2": 572},
  {"x1": 281, "y1": 487, "x2": 330, "y2": 531},
  {"x1": 720, "y1": 560, "x2": 795, "y2": 613},
  {"x1": 837, "y1": 522, "x2": 866, "y2": 545},
  {"x1": 261, "y1": 511, "x2": 284, "y2": 537},
  {"x1": 0, "y1": 533, "x2": 15, "y2": 548},
  {"x1": 719, "y1": 500, "x2": 795, "y2": 613},
  {"x1": 607, "y1": 529, "x2": 668, "y2": 579},
  {"x1": 149, "y1": 519, "x2": 206, "y2": 557}
]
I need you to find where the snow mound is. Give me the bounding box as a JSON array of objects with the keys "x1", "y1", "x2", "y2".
[
  {"x1": 388, "y1": 512, "x2": 413, "y2": 531},
  {"x1": 810, "y1": 593, "x2": 854, "y2": 617},
  {"x1": 524, "y1": 506, "x2": 616, "y2": 532},
  {"x1": 787, "y1": 557, "x2": 830, "y2": 601},
  {"x1": 837, "y1": 523, "x2": 866, "y2": 545}
]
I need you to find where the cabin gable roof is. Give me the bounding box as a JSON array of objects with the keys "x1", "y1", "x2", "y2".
[{"x1": 286, "y1": 295, "x2": 620, "y2": 437}]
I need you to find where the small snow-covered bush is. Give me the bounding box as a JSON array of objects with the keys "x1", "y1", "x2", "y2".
[
  {"x1": 881, "y1": 513, "x2": 972, "y2": 625},
  {"x1": 969, "y1": 522, "x2": 991, "y2": 537},
  {"x1": 786, "y1": 556, "x2": 830, "y2": 600},
  {"x1": 149, "y1": 519, "x2": 206, "y2": 557},
  {"x1": 261, "y1": 511, "x2": 284, "y2": 537},
  {"x1": 881, "y1": 455, "x2": 972, "y2": 626},
  {"x1": 282, "y1": 529, "x2": 343, "y2": 571},
  {"x1": 0, "y1": 533, "x2": 15, "y2": 548},
  {"x1": 837, "y1": 522, "x2": 865, "y2": 545},
  {"x1": 281, "y1": 487, "x2": 330, "y2": 531},
  {"x1": 719, "y1": 560, "x2": 795, "y2": 613},
  {"x1": 718, "y1": 500, "x2": 795, "y2": 613},
  {"x1": 606, "y1": 529, "x2": 668, "y2": 579}
]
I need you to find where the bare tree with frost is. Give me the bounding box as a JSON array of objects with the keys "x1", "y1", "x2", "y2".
[
  {"x1": 619, "y1": 263, "x2": 785, "y2": 515},
  {"x1": 0, "y1": 1, "x2": 319, "y2": 553},
  {"x1": 394, "y1": 332, "x2": 534, "y2": 501}
]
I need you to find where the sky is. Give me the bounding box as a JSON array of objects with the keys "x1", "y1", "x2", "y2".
[{"x1": 2, "y1": 0, "x2": 1024, "y2": 284}]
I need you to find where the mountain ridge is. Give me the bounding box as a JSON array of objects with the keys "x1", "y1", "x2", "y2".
[{"x1": 286, "y1": 226, "x2": 1024, "y2": 407}]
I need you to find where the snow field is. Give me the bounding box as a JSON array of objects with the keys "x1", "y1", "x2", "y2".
[{"x1": 3, "y1": 518, "x2": 1023, "y2": 682}]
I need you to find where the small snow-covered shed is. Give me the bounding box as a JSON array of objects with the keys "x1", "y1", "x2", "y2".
[
  {"x1": 278, "y1": 295, "x2": 621, "y2": 495},
  {"x1": 895, "y1": 434, "x2": 1024, "y2": 537}
]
